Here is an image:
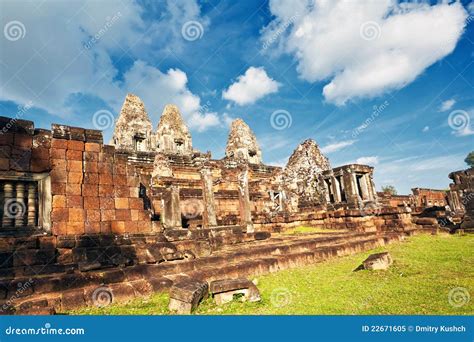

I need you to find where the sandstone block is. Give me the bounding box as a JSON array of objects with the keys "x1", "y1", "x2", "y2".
[
  {"x1": 168, "y1": 279, "x2": 208, "y2": 314},
  {"x1": 357, "y1": 252, "x2": 393, "y2": 271}
]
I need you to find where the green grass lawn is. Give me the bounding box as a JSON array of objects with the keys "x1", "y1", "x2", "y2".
[{"x1": 70, "y1": 233, "x2": 473, "y2": 315}]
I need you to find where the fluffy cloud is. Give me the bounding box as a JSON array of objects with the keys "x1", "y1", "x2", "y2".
[
  {"x1": 121, "y1": 61, "x2": 220, "y2": 131},
  {"x1": 0, "y1": 0, "x2": 217, "y2": 131},
  {"x1": 262, "y1": 0, "x2": 468, "y2": 105},
  {"x1": 222, "y1": 67, "x2": 280, "y2": 105},
  {"x1": 320, "y1": 139, "x2": 356, "y2": 154},
  {"x1": 355, "y1": 156, "x2": 379, "y2": 166},
  {"x1": 440, "y1": 99, "x2": 456, "y2": 112}
]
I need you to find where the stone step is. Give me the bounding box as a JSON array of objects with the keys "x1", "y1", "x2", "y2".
[{"x1": 1, "y1": 230, "x2": 410, "y2": 313}]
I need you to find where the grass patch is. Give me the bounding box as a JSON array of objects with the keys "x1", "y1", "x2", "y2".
[{"x1": 70, "y1": 234, "x2": 473, "y2": 315}]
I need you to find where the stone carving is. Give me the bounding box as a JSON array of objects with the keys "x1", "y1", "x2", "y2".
[
  {"x1": 282, "y1": 139, "x2": 331, "y2": 210},
  {"x1": 112, "y1": 93, "x2": 155, "y2": 151},
  {"x1": 156, "y1": 104, "x2": 193, "y2": 156},
  {"x1": 225, "y1": 119, "x2": 262, "y2": 164}
]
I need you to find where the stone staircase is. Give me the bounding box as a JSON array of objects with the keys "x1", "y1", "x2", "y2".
[{"x1": 2, "y1": 229, "x2": 415, "y2": 314}]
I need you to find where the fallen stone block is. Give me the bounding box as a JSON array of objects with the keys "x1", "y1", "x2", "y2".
[
  {"x1": 209, "y1": 278, "x2": 261, "y2": 306},
  {"x1": 168, "y1": 279, "x2": 208, "y2": 314},
  {"x1": 355, "y1": 252, "x2": 393, "y2": 271}
]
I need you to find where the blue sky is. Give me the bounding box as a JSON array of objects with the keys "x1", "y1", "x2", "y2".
[{"x1": 0, "y1": 0, "x2": 473, "y2": 194}]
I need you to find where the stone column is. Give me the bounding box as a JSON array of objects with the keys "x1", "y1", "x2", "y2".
[
  {"x1": 200, "y1": 168, "x2": 217, "y2": 228},
  {"x1": 331, "y1": 176, "x2": 341, "y2": 203},
  {"x1": 27, "y1": 183, "x2": 36, "y2": 227},
  {"x1": 238, "y1": 166, "x2": 254, "y2": 233},
  {"x1": 363, "y1": 174, "x2": 374, "y2": 201},
  {"x1": 161, "y1": 185, "x2": 182, "y2": 229},
  {"x1": 359, "y1": 174, "x2": 370, "y2": 200},
  {"x1": 2, "y1": 182, "x2": 14, "y2": 227}
]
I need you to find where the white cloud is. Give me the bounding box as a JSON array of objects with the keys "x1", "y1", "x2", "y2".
[
  {"x1": 422, "y1": 126, "x2": 430, "y2": 132},
  {"x1": 320, "y1": 139, "x2": 356, "y2": 154},
  {"x1": 222, "y1": 67, "x2": 280, "y2": 105},
  {"x1": 122, "y1": 61, "x2": 220, "y2": 131},
  {"x1": 0, "y1": 0, "x2": 217, "y2": 131},
  {"x1": 355, "y1": 156, "x2": 379, "y2": 166},
  {"x1": 439, "y1": 99, "x2": 456, "y2": 112},
  {"x1": 262, "y1": 1, "x2": 467, "y2": 105}
]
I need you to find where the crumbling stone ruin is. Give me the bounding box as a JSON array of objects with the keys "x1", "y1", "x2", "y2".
[
  {"x1": 448, "y1": 168, "x2": 474, "y2": 232},
  {"x1": 0, "y1": 93, "x2": 463, "y2": 314}
]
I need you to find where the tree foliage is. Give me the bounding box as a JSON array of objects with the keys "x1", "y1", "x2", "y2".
[{"x1": 381, "y1": 185, "x2": 397, "y2": 196}]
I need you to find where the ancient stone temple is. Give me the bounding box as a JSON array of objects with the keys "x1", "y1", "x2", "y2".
[
  {"x1": 0, "y1": 93, "x2": 425, "y2": 314},
  {"x1": 155, "y1": 105, "x2": 193, "y2": 156},
  {"x1": 225, "y1": 119, "x2": 262, "y2": 164},
  {"x1": 112, "y1": 94, "x2": 154, "y2": 152}
]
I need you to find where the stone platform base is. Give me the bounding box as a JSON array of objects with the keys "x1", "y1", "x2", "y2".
[{"x1": 1, "y1": 228, "x2": 415, "y2": 314}]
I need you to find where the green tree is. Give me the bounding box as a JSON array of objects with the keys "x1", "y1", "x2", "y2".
[
  {"x1": 465, "y1": 151, "x2": 474, "y2": 168},
  {"x1": 381, "y1": 185, "x2": 397, "y2": 196}
]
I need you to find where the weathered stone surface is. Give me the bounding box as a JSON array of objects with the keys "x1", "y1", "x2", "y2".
[
  {"x1": 168, "y1": 279, "x2": 208, "y2": 314},
  {"x1": 282, "y1": 139, "x2": 331, "y2": 210},
  {"x1": 225, "y1": 119, "x2": 262, "y2": 164},
  {"x1": 210, "y1": 278, "x2": 261, "y2": 305},
  {"x1": 358, "y1": 252, "x2": 393, "y2": 271},
  {"x1": 112, "y1": 93, "x2": 154, "y2": 151},
  {"x1": 156, "y1": 104, "x2": 193, "y2": 156}
]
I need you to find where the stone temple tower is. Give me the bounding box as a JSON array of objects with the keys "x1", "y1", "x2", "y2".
[
  {"x1": 225, "y1": 119, "x2": 262, "y2": 164},
  {"x1": 155, "y1": 104, "x2": 193, "y2": 156},
  {"x1": 112, "y1": 93, "x2": 155, "y2": 151}
]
